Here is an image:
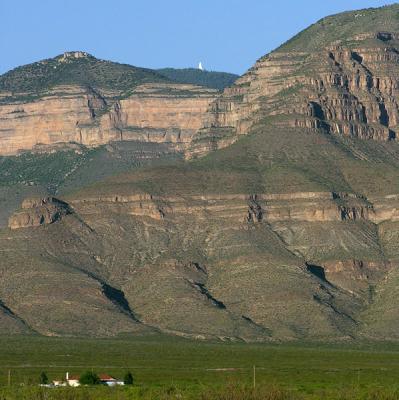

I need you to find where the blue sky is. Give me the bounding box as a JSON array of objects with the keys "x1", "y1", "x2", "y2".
[{"x1": 0, "y1": 0, "x2": 397, "y2": 75}]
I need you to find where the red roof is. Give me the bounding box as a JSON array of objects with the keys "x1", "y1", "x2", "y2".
[
  {"x1": 66, "y1": 374, "x2": 116, "y2": 381},
  {"x1": 99, "y1": 374, "x2": 116, "y2": 381}
]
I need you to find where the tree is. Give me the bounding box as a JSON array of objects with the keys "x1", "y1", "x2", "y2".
[
  {"x1": 124, "y1": 371, "x2": 134, "y2": 385},
  {"x1": 79, "y1": 371, "x2": 100, "y2": 385},
  {"x1": 39, "y1": 371, "x2": 48, "y2": 385}
]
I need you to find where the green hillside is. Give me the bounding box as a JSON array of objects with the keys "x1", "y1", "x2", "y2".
[
  {"x1": 0, "y1": 52, "x2": 238, "y2": 95},
  {"x1": 157, "y1": 68, "x2": 238, "y2": 90},
  {"x1": 279, "y1": 4, "x2": 399, "y2": 52},
  {"x1": 0, "y1": 51, "x2": 169, "y2": 93}
]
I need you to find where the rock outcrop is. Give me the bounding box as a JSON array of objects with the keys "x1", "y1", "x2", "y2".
[
  {"x1": 8, "y1": 197, "x2": 72, "y2": 229},
  {"x1": 67, "y1": 191, "x2": 398, "y2": 225}
]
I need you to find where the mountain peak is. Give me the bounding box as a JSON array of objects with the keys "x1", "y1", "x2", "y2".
[
  {"x1": 0, "y1": 52, "x2": 168, "y2": 94},
  {"x1": 56, "y1": 51, "x2": 94, "y2": 62}
]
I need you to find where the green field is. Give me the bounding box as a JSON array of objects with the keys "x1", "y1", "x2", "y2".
[{"x1": 1, "y1": 335, "x2": 399, "y2": 399}]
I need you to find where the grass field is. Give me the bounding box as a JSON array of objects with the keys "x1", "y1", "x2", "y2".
[{"x1": 1, "y1": 335, "x2": 399, "y2": 398}]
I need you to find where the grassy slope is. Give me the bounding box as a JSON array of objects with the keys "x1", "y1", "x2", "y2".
[
  {"x1": 0, "y1": 141, "x2": 182, "y2": 227},
  {"x1": 0, "y1": 143, "x2": 182, "y2": 193},
  {"x1": 277, "y1": 4, "x2": 399, "y2": 52},
  {"x1": 1, "y1": 129, "x2": 396, "y2": 339},
  {"x1": 74, "y1": 125, "x2": 399, "y2": 199},
  {"x1": 6, "y1": 125, "x2": 388, "y2": 205}
]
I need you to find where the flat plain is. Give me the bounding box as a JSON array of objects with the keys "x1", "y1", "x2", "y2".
[{"x1": 1, "y1": 335, "x2": 399, "y2": 399}]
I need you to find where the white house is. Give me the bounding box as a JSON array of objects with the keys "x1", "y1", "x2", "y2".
[
  {"x1": 65, "y1": 372, "x2": 80, "y2": 387},
  {"x1": 52, "y1": 372, "x2": 124, "y2": 387}
]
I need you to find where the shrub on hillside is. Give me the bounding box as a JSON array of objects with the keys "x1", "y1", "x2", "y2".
[{"x1": 79, "y1": 371, "x2": 100, "y2": 385}]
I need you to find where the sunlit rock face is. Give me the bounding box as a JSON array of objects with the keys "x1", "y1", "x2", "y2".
[
  {"x1": 0, "y1": 83, "x2": 217, "y2": 155},
  {"x1": 8, "y1": 197, "x2": 72, "y2": 229},
  {"x1": 189, "y1": 31, "x2": 399, "y2": 156}
]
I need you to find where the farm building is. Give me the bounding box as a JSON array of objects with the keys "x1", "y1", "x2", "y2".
[
  {"x1": 65, "y1": 372, "x2": 80, "y2": 387},
  {"x1": 99, "y1": 374, "x2": 124, "y2": 386},
  {"x1": 52, "y1": 372, "x2": 124, "y2": 387}
]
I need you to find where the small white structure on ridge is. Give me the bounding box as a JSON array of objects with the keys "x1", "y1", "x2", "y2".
[{"x1": 198, "y1": 61, "x2": 204, "y2": 71}]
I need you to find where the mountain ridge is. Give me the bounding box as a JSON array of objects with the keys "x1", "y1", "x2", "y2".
[
  {"x1": 0, "y1": 4, "x2": 398, "y2": 341},
  {"x1": 0, "y1": 51, "x2": 237, "y2": 96},
  {"x1": 0, "y1": 51, "x2": 169, "y2": 95},
  {"x1": 157, "y1": 68, "x2": 238, "y2": 90},
  {"x1": 277, "y1": 3, "x2": 399, "y2": 52}
]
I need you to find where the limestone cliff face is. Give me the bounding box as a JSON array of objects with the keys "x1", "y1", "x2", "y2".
[
  {"x1": 108, "y1": 84, "x2": 217, "y2": 144},
  {"x1": 189, "y1": 32, "x2": 399, "y2": 156},
  {"x1": 0, "y1": 83, "x2": 217, "y2": 155},
  {"x1": 0, "y1": 86, "x2": 93, "y2": 155},
  {"x1": 66, "y1": 191, "x2": 398, "y2": 225}
]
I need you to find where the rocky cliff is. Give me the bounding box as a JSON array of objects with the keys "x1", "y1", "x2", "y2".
[
  {"x1": 189, "y1": 8, "x2": 399, "y2": 156},
  {"x1": 0, "y1": 52, "x2": 217, "y2": 155},
  {"x1": 0, "y1": 83, "x2": 216, "y2": 155},
  {"x1": 8, "y1": 197, "x2": 72, "y2": 229}
]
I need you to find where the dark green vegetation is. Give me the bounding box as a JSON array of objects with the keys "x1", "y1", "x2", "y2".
[
  {"x1": 0, "y1": 141, "x2": 182, "y2": 227},
  {"x1": 0, "y1": 52, "x2": 168, "y2": 94},
  {"x1": 0, "y1": 142, "x2": 181, "y2": 191},
  {"x1": 124, "y1": 372, "x2": 134, "y2": 385},
  {"x1": 1, "y1": 336, "x2": 399, "y2": 399},
  {"x1": 157, "y1": 68, "x2": 239, "y2": 90},
  {"x1": 0, "y1": 148, "x2": 89, "y2": 189},
  {"x1": 79, "y1": 371, "x2": 100, "y2": 385},
  {"x1": 0, "y1": 51, "x2": 237, "y2": 99},
  {"x1": 39, "y1": 371, "x2": 48, "y2": 385}
]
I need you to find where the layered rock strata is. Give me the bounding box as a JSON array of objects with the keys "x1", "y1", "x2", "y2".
[
  {"x1": 0, "y1": 83, "x2": 217, "y2": 155},
  {"x1": 189, "y1": 32, "x2": 399, "y2": 156},
  {"x1": 55, "y1": 191, "x2": 398, "y2": 225}
]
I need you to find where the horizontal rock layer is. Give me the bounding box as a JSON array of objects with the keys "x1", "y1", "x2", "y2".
[
  {"x1": 189, "y1": 32, "x2": 399, "y2": 156},
  {"x1": 63, "y1": 191, "x2": 399, "y2": 225},
  {"x1": 0, "y1": 83, "x2": 217, "y2": 155}
]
